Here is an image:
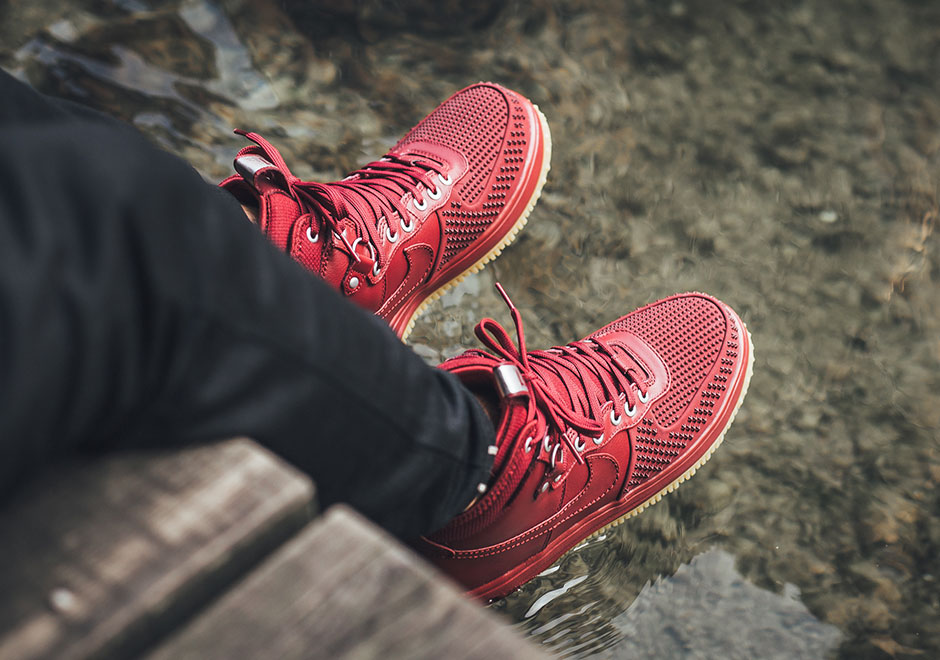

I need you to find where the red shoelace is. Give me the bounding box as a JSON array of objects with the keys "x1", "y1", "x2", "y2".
[
  {"x1": 475, "y1": 285, "x2": 650, "y2": 485},
  {"x1": 235, "y1": 130, "x2": 449, "y2": 268}
]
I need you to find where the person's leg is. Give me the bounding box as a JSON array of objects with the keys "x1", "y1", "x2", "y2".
[{"x1": 0, "y1": 69, "x2": 493, "y2": 539}]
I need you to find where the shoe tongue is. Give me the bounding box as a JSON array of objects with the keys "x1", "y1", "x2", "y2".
[
  {"x1": 486, "y1": 363, "x2": 534, "y2": 475},
  {"x1": 447, "y1": 356, "x2": 531, "y2": 479},
  {"x1": 260, "y1": 190, "x2": 303, "y2": 252},
  {"x1": 434, "y1": 359, "x2": 541, "y2": 535},
  {"x1": 234, "y1": 154, "x2": 303, "y2": 252},
  {"x1": 490, "y1": 391, "x2": 529, "y2": 476}
]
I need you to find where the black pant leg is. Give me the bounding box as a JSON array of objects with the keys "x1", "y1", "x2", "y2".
[{"x1": 0, "y1": 69, "x2": 493, "y2": 539}]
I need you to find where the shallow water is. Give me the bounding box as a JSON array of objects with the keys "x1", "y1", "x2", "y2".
[{"x1": 3, "y1": 0, "x2": 937, "y2": 657}]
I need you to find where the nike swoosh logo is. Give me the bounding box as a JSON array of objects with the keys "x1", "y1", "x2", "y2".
[
  {"x1": 377, "y1": 244, "x2": 435, "y2": 317},
  {"x1": 448, "y1": 451, "x2": 626, "y2": 559}
]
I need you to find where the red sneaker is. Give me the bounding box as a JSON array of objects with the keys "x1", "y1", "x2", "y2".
[
  {"x1": 221, "y1": 83, "x2": 551, "y2": 339},
  {"x1": 416, "y1": 286, "x2": 754, "y2": 601}
]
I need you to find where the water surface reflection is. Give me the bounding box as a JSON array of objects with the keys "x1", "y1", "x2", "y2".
[{"x1": 511, "y1": 548, "x2": 842, "y2": 659}]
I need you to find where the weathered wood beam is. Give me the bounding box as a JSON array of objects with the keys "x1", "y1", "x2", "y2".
[
  {"x1": 150, "y1": 505, "x2": 549, "y2": 660},
  {"x1": 0, "y1": 439, "x2": 315, "y2": 660}
]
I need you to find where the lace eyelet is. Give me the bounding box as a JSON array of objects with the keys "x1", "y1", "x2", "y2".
[
  {"x1": 438, "y1": 172, "x2": 452, "y2": 186},
  {"x1": 348, "y1": 276, "x2": 360, "y2": 289},
  {"x1": 413, "y1": 197, "x2": 428, "y2": 212},
  {"x1": 610, "y1": 408, "x2": 622, "y2": 426},
  {"x1": 542, "y1": 434, "x2": 552, "y2": 453},
  {"x1": 550, "y1": 444, "x2": 562, "y2": 468},
  {"x1": 592, "y1": 434, "x2": 604, "y2": 446},
  {"x1": 385, "y1": 224, "x2": 399, "y2": 243},
  {"x1": 574, "y1": 437, "x2": 586, "y2": 452},
  {"x1": 524, "y1": 436, "x2": 534, "y2": 453},
  {"x1": 306, "y1": 226, "x2": 319, "y2": 243},
  {"x1": 372, "y1": 261, "x2": 380, "y2": 277},
  {"x1": 626, "y1": 402, "x2": 637, "y2": 417},
  {"x1": 638, "y1": 388, "x2": 651, "y2": 403},
  {"x1": 540, "y1": 482, "x2": 550, "y2": 494},
  {"x1": 426, "y1": 186, "x2": 442, "y2": 200},
  {"x1": 401, "y1": 216, "x2": 415, "y2": 232}
]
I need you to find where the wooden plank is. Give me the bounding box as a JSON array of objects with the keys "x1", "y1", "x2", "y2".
[
  {"x1": 0, "y1": 439, "x2": 315, "y2": 660},
  {"x1": 149, "y1": 505, "x2": 549, "y2": 660}
]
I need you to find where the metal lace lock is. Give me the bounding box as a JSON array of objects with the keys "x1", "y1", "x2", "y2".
[
  {"x1": 494, "y1": 363, "x2": 527, "y2": 399},
  {"x1": 234, "y1": 154, "x2": 275, "y2": 182}
]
